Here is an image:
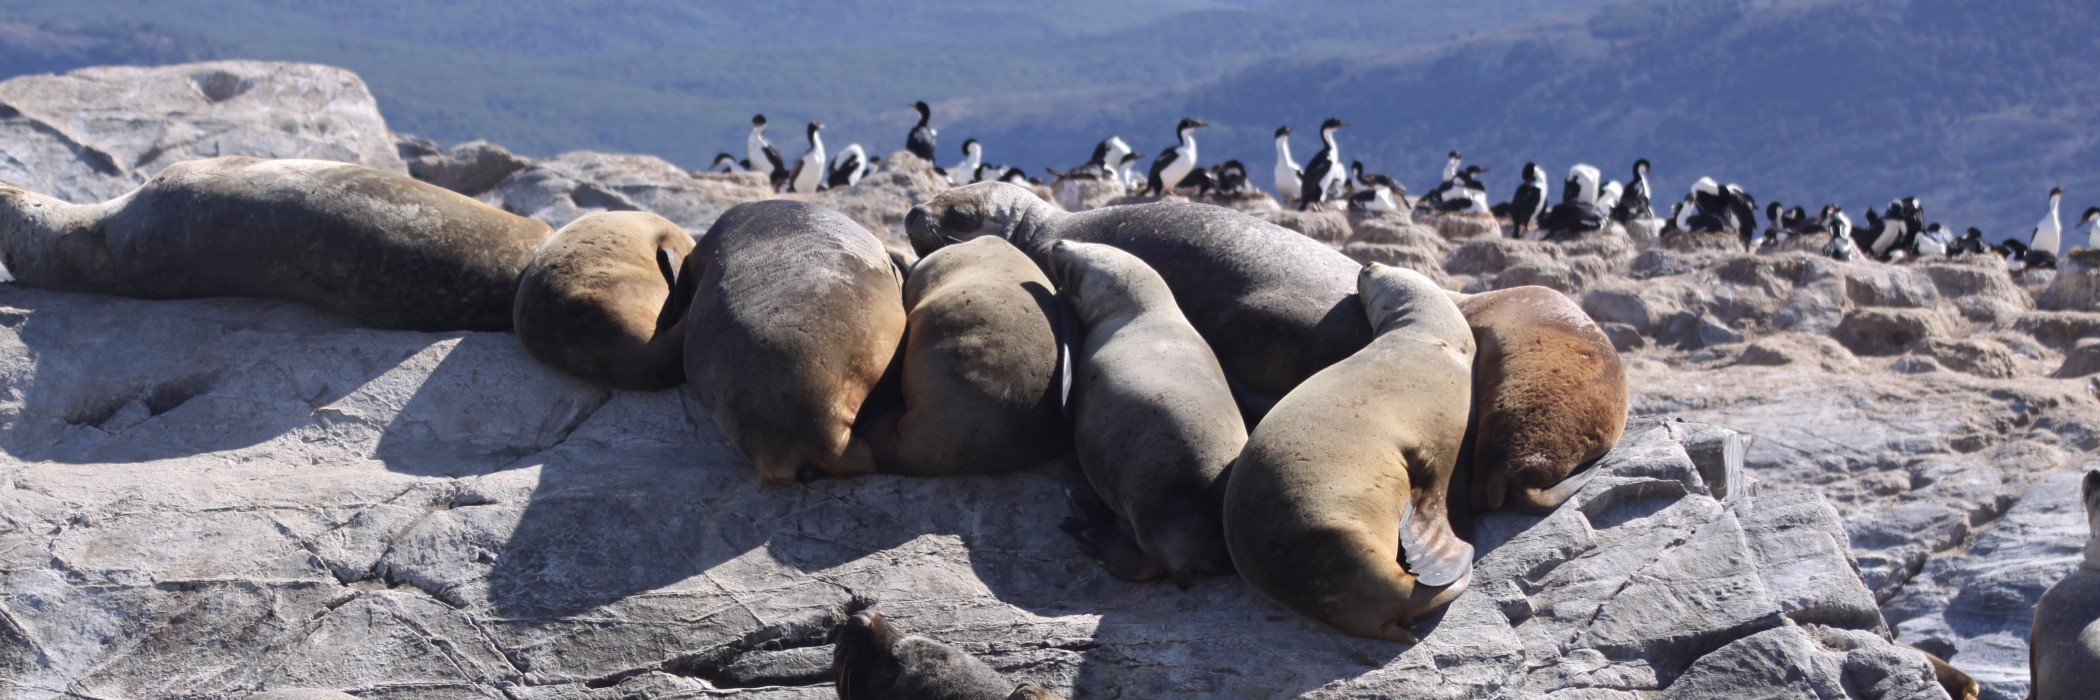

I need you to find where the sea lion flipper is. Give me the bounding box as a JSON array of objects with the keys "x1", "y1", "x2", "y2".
[
  {"x1": 1398, "y1": 498, "x2": 1474, "y2": 588},
  {"x1": 1049, "y1": 292, "x2": 1078, "y2": 419},
  {"x1": 1058, "y1": 480, "x2": 1164, "y2": 582}
]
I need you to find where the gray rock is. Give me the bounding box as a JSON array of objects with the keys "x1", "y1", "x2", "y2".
[
  {"x1": 2036, "y1": 249, "x2": 2100, "y2": 311},
  {"x1": 1883, "y1": 469, "x2": 2098, "y2": 700},
  {"x1": 2057, "y1": 339, "x2": 2100, "y2": 379},
  {"x1": 406, "y1": 139, "x2": 529, "y2": 197},
  {"x1": 1832, "y1": 308, "x2": 1951, "y2": 356},
  {"x1": 0, "y1": 60, "x2": 404, "y2": 204}
]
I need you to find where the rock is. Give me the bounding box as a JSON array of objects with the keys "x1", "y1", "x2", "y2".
[
  {"x1": 2012, "y1": 311, "x2": 2100, "y2": 350},
  {"x1": 1660, "y1": 625, "x2": 1944, "y2": 699},
  {"x1": 1842, "y1": 264, "x2": 1942, "y2": 309},
  {"x1": 1446, "y1": 238, "x2": 1559, "y2": 276},
  {"x1": 1630, "y1": 249, "x2": 1702, "y2": 278},
  {"x1": 405, "y1": 139, "x2": 529, "y2": 197},
  {"x1": 1882, "y1": 469, "x2": 2099, "y2": 700},
  {"x1": 1345, "y1": 211, "x2": 1445, "y2": 250},
  {"x1": 483, "y1": 150, "x2": 773, "y2": 235},
  {"x1": 1261, "y1": 209, "x2": 1352, "y2": 245},
  {"x1": 0, "y1": 286, "x2": 1936, "y2": 698},
  {"x1": 0, "y1": 60, "x2": 405, "y2": 204},
  {"x1": 1049, "y1": 177, "x2": 1126, "y2": 212},
  {"x1": 2036, "y1": 249, "x2": 2100, "y2": 311},
  {"x1": 244, "y1": 691, "x2": 363, "y2": 700},
  {"x1": 1583, "y1": 285, "x2": 1684, "y2": 335},
  {"x1": 1492, "y1": 256, "x2": 1615, "y2": 295},
  {"x1": 1189, "y1": 190, "x2": 1280, "y2": 214},
  {"x1": 1657, "y1": 231, "x2": 1745, "y2": 254},
  {"x1": 2057, "y1": 339, "x2": 2100, "y2": 379},
  {"x1": 1909, "y1": 338, "x2": 2020, "y2": 379},
  {"x1": 1923, "y1": 260, "x2": 2032, "y2": 323},
  {"x1": 1600, "y1": 322, "x2": 1647, "y2": 353},
  {"x1": 1340, "y1": 242, "x2": 1451, "y2": 288},
  {"x1": 1429, "y1": 211, "x2": 1500, "y2": 240},
  {"x1": 1832, "y1": 308, "x2": 1951, "y2": 356},
  {"x1": 1656, "y1": 311, "x2": 1745, "y2": 350},
  {"x1": 1735, "y1": 333, "x2": 1863, "y2": 373}
]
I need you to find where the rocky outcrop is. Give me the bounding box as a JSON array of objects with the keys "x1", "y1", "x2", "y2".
[
  {"x1": 0, "y1": 61, "x2": 404, "y2": 204},
  {"x1": 396, "y1": 135, "x2": 529, "y2": 197},
  {"x1": 0, "y1": 289, "x2": 1936, "y2": 697}
]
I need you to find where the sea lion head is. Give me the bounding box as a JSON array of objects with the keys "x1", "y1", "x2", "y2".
[
  {"x1": 905, "y1": 181, "x2": 1053, "y2": 258},
  {"x1": 1357, "y1": 263, "x2": 1469, "y2": 345}
]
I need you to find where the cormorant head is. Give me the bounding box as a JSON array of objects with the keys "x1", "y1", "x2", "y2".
[
  {"x1": 1522, "y1": 162, "x2": 1543, "y2": 182},
  {"x1": 2050, "y1": 186, "x2": 2065, "y2": 200},
  {"x1": 1274, "y1": 125, "x2": 1293, "y2": 138},
  {"x1": 1448, "y1": 150, "x2": 1462, "y2": 160},
  {"x1": 913, "y1": 101, "x2": 930, "y2": 117},
  {"x1": 751, "y1": 114, "x2": 767, "y2": 128},
  {"x1": 962, "y1": 138, "x2": 981, "y2": 155},
  {"x1": 807, "y1": 121, "x2": 824, "y2": 138},
  {"x1": 1320, "y1": 117, "x2": 1350, "y2": 132},
  {"x1": 1177, "y1": 117, "x2": 1209, "y2": 132},
  {"x1": 2081, "y1": 207, "x2": 2100, "y2": 227},
  {"x1": 1633, "y1": 158, "x2": 1650, "y2": 176}
]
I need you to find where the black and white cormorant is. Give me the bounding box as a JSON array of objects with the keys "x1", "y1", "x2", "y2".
[
  {"x1": 2078, "y1": 207, "x2": 2100, "y2": 252},
  {"x1": 747, "y1": 114, "x2": 788, "y2": 190},
  {"x1": 1507, "y1": 162, "x2": 1548, "y2": 238},
  {"x1": 1952, "y1": 227, "x2": 1988, "y2": 256},
  {"x1": 949, "y1": 138, "x2": 983, "y2": 185},
  {"x1": 1117, "y1": 152, "x2": 1145, "y2": 191},
  {"x1": 906, "y1": 101, "x2": 937, "y2": 164},
  {"x1": 827, "y1": 143, "x2": 868, "y2": 188},
  {"x1": 784, "y1": 121, "x2": 827, "y2": 194},
  {"x1": 2030, "y1": 186, "x2": 2065, "y2": 256},
  {"x1": 1915, "y1": 223, "x2": 1954, "y2": 258},
  {"x1": 1822, "y1": 206, "x2": 1858, "y2": 261},
  {"x1": 1612, "y1": 159, "x2": 1653, "y2": 223},
  {"x1": 1273, "y1": 126, "x2": 1303, "y2": 204},
  {"x1": 1442, "y1": 150, "x2": 1463, "y2": 184},
  {"x1": 710, "y1": 152, "x2": 745, "y2": 173},
  {"x1": 1345, "y1": 161, "x2": 1403, "y2": 212},
  {"x1": 1045, "y1": 136, "x2": 1131, "y2": 181},
  {"x1": 1296, "y1": 117, "x2": 1350, "y2": 210},
  {"x1": 1215, "y1": 160, "x2": 1253, "y2": 196},
  {"x1": 1145, "y1": 117, "x2": 1208, "y2": 196},
  {"x1": 1597, "y1": 181, "x2": 1624, "y2": 213},
  {"x1": 1541, "y1": 164, "x2": 1608, "y2": 237}
]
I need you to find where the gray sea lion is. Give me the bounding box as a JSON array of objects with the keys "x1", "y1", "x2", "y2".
[
  {"x1": 869, "y1": 236, "x2": 1067, "y2": 475},
  {"x1": 513, "y1": 211, "x2": 696, "y2": 390},
  {"x1": 1049, "y1": 240, "x2": 1243, "y2": 588},
  {"x1": 1224, "y1": 263, "x2": 1476, "y2": 642},
  {"x1": 1449, "y1": 286, "x2": 1628, "y2": 514},
  {"x1": 833, "y1": 610, "x2": 1063, "y2": 700},
  {"x1": 2031, "y1": 470, "x2": 2100, "y2": 700},
  {"x1": 905, "y1": 181, "x2": 1367, "y2": 410},
  {"x1": 682, "y1": 200, "x2": 905, "y2": 485},
  {"x1": 0, "y1": 157, "x2": 551, "y2": 330}
]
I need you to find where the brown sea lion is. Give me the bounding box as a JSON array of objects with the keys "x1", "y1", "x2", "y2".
[
  {"x1": 869, "y1": 236, "x2": 1068, "y2": 475},
  {"x1": 1224, "y1": 263, "x2": 1476, "y2": 642},
  {"x1": 0, "y1": 156, "x2": 550, "y2": 330},
  {"x1": 1448, "y1": 286, "x2": 1629, "y2": 513},
  {"x1": 512, "y1": 211, "x2": 695, "y2": 390},
  {"x1": 681, "y1": 200, "x2": 905, "y2": 485},
  {"x1": 904, "y1": 181, "x2": 1366, "y2": 415},
  {"x1": 1049, "y1": 240, "x2": 1244, "y2": 588}
]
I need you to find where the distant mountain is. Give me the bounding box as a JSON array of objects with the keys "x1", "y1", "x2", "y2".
[
  {"x1": 0, "y1": 0, "x2": 1615, "y2": 170},
  {"x1": 963, "y1": 0, "x2": 2100, "y2": 240}
]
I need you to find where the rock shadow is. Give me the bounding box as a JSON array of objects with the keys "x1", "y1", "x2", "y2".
[{"x1": 0, "y1": 290, "x2": 428, "y2": 463}]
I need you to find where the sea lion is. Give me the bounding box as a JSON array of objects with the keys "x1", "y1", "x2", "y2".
[
  {"x1": 0, "y1": 157, "x2": 550, "y2": 331},
  {"x1": 682, "y1": 200, "x2": 905, "y2": 485},
  {"x1": 1048, "y1": 240, "x2": 1244, "y2": 588},
  {"x1": 833, "y1": 610, "x2": 1063, "y2": 700},
  {"x1": 2030, "y1": 469, "x2": 2100, "y2": 700},
  {"x1": 1224, "y1": 263, "x2": 1476, "y2": 642},
  {"x1": 905, "y1": 181, "x2": 1367, "y2": 411},
  {"x1": 512, "y1": 211, "x2": 696, "y2": 390},
  {"x1": 868, "y1": 236, "x2": 1068, "y2": 475},
  {"x1": 1448, "y1": 286, "x2": 1628, "y2": 514}
]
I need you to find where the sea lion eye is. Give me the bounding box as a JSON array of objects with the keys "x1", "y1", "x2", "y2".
[{"x1": 941, "y1": 206, "x2": 979, "y2": 233}]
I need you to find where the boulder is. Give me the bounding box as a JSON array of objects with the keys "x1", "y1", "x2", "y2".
[
  {"x1": 1049, "y1": 176, "x2": 1126, "y2": 212},
  {"x1": 1882, "y1": 469, "x2": 2099, "y2": 700},
  {"x1": 2057, "y1": 339, "x2": 2100, "y2": 379},
  {"x1": 1908, "y1": 338, "x2": 2020, "y2": 379},
  {"x1": 1345, "y1": 211, "x2": 1446, "y2": 251},
  {"x1": 1429, "y1": 211, "x2": 1500, "y2": 240},
  {"x1": 404, "y1": 139, "x2": 530, "y2": 197},
  {"x1": 1923, "y1": 259, "x2": 2032, "y2": 323},
  {"x1": 0, "y1": 60, "x2": 405, "y2": 204},
  {"x1": 1832, "y1": 308, "x2": 1952, "y2": 356},
  {"x1": 0, "y1": 287, "x2": 1936, "y2": 698},
  {"x1": 2036, "y1": 249, "x2": 2100, "y2": 311},
  {"x1": 1735, "y1": 333, "x2": 1863, "y2": 373},
  {"x1": 482, "y1": 150, "x2": 773, "y2": 235}
]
